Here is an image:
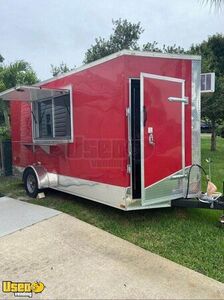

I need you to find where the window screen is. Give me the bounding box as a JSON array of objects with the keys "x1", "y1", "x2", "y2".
[
  {"x1": 33, "y1": 93, "x2": 71, "y2": 141},
  {"x1": 54, "y1": 95, "x2": 71, "y2": 138},
  {"x1": 38, "y1": 100, "x2": 53, "y2": 138}
]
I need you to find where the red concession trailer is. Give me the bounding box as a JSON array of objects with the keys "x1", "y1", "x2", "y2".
[{"x1": 0, "y1": 50, "x2": 203, "y2": 210}]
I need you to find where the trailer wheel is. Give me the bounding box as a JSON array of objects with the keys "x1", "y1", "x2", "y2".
[{"x1": 24, "y1": 169, "x2": 40, "y2": 198}]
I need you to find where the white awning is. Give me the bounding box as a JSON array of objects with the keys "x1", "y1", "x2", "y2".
[{"x1": 0, "y1": 85, "x2": 69, "y2": 102}]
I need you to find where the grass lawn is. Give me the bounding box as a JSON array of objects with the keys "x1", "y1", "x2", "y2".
[{"x1": 0, "y1": 135, "x2": 224, "y2": 283}]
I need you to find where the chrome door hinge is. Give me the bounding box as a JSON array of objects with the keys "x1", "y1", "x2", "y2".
[
  {"x1": 127, "y1": 164, "x2": 131, "y2": 174},
  {"x1": 126, "y1": 107, "x2": 130, "y2": 117}
]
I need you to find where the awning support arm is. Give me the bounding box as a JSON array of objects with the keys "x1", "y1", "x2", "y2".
[{"x1": 31, "y1": 110, "x2": 37, "y2": 124}]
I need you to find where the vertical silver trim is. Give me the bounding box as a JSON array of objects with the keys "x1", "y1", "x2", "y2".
[
  {"x1": 31, "y1": 102, "x2": 34, "y2": 142},
  {"x1": 190, "y1": 60, "x2": 201, "y2": 197},
  {"x1": 181, "y1": 81, "x2": 186, "y2": 178},
  {"x1": 60, "y1": 84, "x2": 74, "y2": 143},
  {"x1": 140, "y1": 73, "x2": 145, "y2": 203},
  {"x1": 52, "y1": 98, "x2": 55, "y2": 138},
  {"x1": 31, "y1": 101, "x2": 40, "y2": 141},
  {"x1": 68, "y1": 84, "x2": 74, "y2": 143},
  {"x1": 192, "y1": 60, "x2": 201, "y2": 165}
]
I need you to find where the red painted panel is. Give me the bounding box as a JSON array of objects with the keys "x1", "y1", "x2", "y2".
[
  {"x1": 143, "y1": 77, "x2": 182, "y2": 187},
  {"x1": 123, "y1": 55, "x2": 192, "y2": 168},
  {"x1": 10, "y1": 54, "x2": 193, "y2": 190},
  {"x1": 11, "y1": 101, "x2": 36, "y2": 166},
  {"x1": 11, "y1": 56, "x2": 129, "y2": 187}
]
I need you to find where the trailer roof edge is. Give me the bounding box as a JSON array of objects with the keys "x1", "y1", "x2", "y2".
[{"x1": 36, "y1": 50, "x2": 201, "y2": 86}]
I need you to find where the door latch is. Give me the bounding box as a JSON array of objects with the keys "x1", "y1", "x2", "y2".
[
  {"x1": 168, "y1": 96, "x2": 188, "y2": 104},
  {"x1": 148, "y1": 127, "x2": 155, "y2": 146}
]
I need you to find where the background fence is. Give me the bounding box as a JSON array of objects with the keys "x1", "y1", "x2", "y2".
[{"x1": 0, "y1": 140, "x2": 12, "y2": 176}]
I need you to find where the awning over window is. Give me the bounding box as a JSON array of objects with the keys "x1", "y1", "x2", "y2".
[{"x1": 0, "y1": 85, "x2": 69, "y2": 102}]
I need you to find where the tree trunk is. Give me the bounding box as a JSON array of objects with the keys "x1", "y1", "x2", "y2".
[
  {"x1": 3, "y1": 109, "x2": 9, "y2": 128},
  {"x1": 211, "y1": 122, "x2": 216, "y2": 151}
]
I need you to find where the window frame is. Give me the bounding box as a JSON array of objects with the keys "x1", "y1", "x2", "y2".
[
  {"x1": 31, "y1": 85, "x2": 73, "y2": 144},
  {"x1": 200, "y1": 72, "x2": 215, "y2": 93}
]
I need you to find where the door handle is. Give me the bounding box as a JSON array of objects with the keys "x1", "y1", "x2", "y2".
[
  {"x1": 148, "y1": 127, "x2": 155, "y2": 146},
  {"x1": 149, "y1": 134, "x2": 155, "y2": 146}
]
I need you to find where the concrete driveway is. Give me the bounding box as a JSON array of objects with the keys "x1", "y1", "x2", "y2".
[
  {"x1": 0, "y1": 196, "x2": 61, "y2": 237},
  {"x1": 0, "y1": 196, "x2": 224, "y2": 299}
]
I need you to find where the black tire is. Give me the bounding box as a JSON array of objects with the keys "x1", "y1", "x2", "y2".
[{"x1": 23, "y1": 168, "x2": 40, "y2": 198}]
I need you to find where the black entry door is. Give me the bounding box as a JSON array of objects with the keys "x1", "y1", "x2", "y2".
[{"x1": 130, "y1": 79, "x2": 141, "y2": 199}]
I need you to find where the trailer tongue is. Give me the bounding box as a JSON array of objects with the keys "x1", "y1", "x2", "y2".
[
  {"x1": 172, "y1": 197, "x2": 224, "y2": 211},
  {"x1": 172, "y1": 196, "x2": 224, "y2": 226},
  {"x1": 172, "y1": 163, "x2": 224, "y2": 225}
]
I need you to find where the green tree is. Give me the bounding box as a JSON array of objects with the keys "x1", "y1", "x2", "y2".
[
  {"x1": 51, "y1": 62, "x2": 75, "y2": 77},
  {"x1": 190, "y1": 34, "x2": 224, "y2": 151},
  {"x1": 83, "y1": 19, "x2": 144, "y2": 63},
  {"x1": 84, "y1": 19, "x2": 187, "y2": 64},
  {"x1": 142, "y1": 41, "x2": 162, "y2": 52},
  {"x1": 143, "y1": 42, "x2": 185, "y2": 54},
  {"x1": 0, "y1": 59, "x2": 38, "y2": 132}
]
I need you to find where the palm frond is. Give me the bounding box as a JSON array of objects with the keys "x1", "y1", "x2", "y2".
[{"x1": 201, "y1": 0, "x2": 223, "y2": 10}]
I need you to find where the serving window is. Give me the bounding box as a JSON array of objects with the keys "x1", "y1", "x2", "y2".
[{"x1": 33, "y1": 93, "x2": 72, "y2": 142}]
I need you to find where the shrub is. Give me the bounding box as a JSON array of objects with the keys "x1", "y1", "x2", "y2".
[{"x1": 0, "y1": 126, "x2": 10, "y2": 141}]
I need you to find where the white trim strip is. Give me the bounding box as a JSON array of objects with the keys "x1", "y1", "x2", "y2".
[
  {"x1": 140, "y1": 73, "x2": 145, "y2": 202},
  {"x1": 181, "y1": 81, "x2": 186, "y2": 180},
  {"x1": 141, "y1": 73, "x2": 185, "y2": 83}
]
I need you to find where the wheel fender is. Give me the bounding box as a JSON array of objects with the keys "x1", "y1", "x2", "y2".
[{"x1": 23, "y1": 165, "x2": 57, "y2": 189}]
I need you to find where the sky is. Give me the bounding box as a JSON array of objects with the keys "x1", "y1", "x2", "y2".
[{"x1": 0, "y1": 0, "x2": 223, "y2": 80}]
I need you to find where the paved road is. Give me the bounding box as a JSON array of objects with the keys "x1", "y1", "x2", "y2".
[{"x1": 0, "y1": 199, "x2": 223, "y2": 299}]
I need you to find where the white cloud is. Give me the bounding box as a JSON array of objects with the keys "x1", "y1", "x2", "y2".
[{"x1": 0, "y1": 0, "x2": 223, "y2": 80}]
